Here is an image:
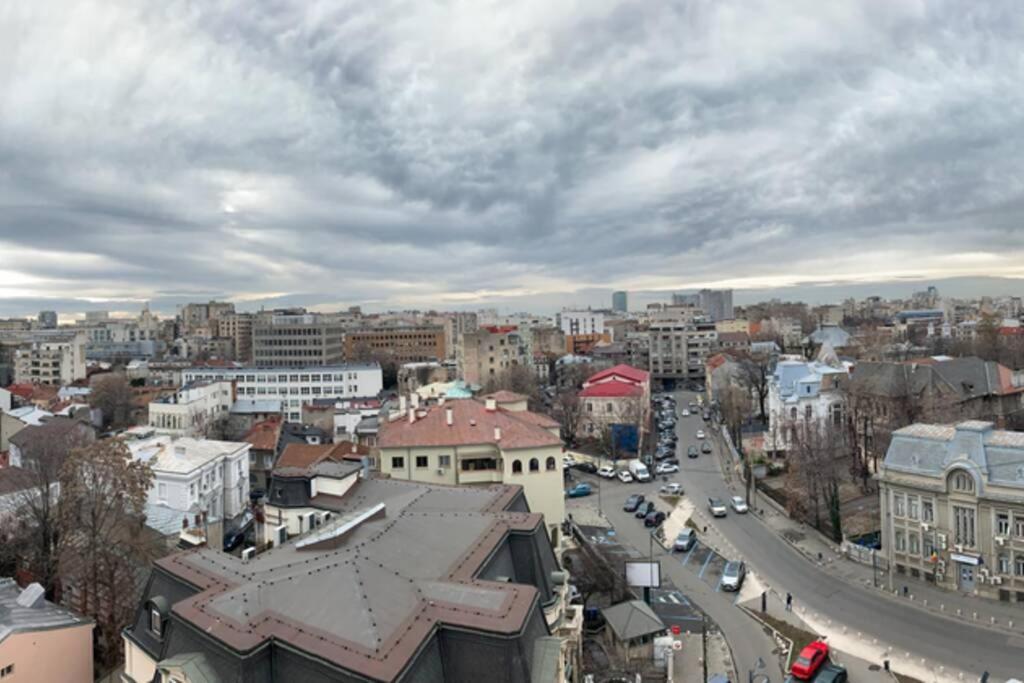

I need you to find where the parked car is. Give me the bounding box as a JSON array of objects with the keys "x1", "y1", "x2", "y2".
[
  {"x1": 661, "y1": 457, "x2": 679, "y2": 466},
  {"x1": 708, "y1": 498, "x2": 727, "y2": 517},
  {"x1": 644, "y1": 510, "x2": 667, "y2": 527},
  {"x1": 720, "y1": 561, "x2": 745, "y2": 591},
  {"x1": 597, "y1": 466, "x2": 616, "y2": 478},
  {"x1": 575, "y1": 461, "x2": 598, "y2": 474},
  {"x1": 701, "y1": 441, "x2": 713, "y2": 454},
  {"x1": 623, "y1": 494, "x2": 645, "y2": 512},
  {"x1": 790, "y1": 641, "x2": 830, "y2": 680},
  {"x1": 617, "y1": 469, "x2": 634, "y2": 483},
  {"x1": 223, "y1": 528, "x2": 247, "y2": 552},
  {"x1": 810, "y1": 664, "x2": 847, "y2": 683},
  {"x1": 563, "y1": 455, "x2": 576, "y2": 468},
  {"x1": 681, "y1": 408, "x2": 690, "y2": 417},
  {"x1": 565, "y1": 483, "x2": 593, "y2": 498},
  {"x1": 730, "y1": 496, "x2": 749, "y2": 513},
  {"x1": 696, "y1": 429, "x2": 706, "y2": 439},
  {"x1": 659, "y1": 482, "x2": 683, "y2": 495},
  {"x1": 635, "y1": 501, "x2": 655, "y2": 519},
  {"x1": 687, "y1": 445, "x2": 699, "y2": 458},
  {"x1": 673, "y1": 528, "x2": 696, "y2": 552},
  {"x1": 656, "y1": 462, "x2": 679, "y2": 474},
  {"x1": 702, "y1": 411, "x2": 711, "y2": 421}
]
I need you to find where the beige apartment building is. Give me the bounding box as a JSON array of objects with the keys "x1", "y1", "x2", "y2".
[
  {"x1": 13, "y1": 332, "x2": 87, "y2": 385},
  {"x1": 457, "y1": 326, "x2": 529, "y2": 386},
  {"x1": 880, "y1": 421, "x2": 1024, "y2": 601},
  {"x1": 344, "y1": 326, "x2": 446, "y2": 364},
  {"x1": 253, "y1": 311, "x2": 345, "y2": 367},
  {"x1": 378, "y1": 393, "x2": 565, "y2": 529},
  {"x1": 217, "y1": 312, "x2": 254, "y2": 362}
]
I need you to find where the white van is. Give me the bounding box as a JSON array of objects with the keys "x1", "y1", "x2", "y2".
[{"x1": 628, "y1": 460, "x2": 651, "y2": 482}]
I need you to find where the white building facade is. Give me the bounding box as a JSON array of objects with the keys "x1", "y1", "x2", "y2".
[
  {"x1": 148, "y1": 380, "x2": 235, "y2": 436},
  {"x1": 558, "y1": 310, "x2": 605, "y2": 336},
  {"x1": 182, "y1": 364, "x2": 384, "y2": 422},
  {"x1": 13, "y1": 333, "x2": 87, "y2": 384},
  {"x1": 765, "y1": 356, "x2": 850, "y2": 455}
]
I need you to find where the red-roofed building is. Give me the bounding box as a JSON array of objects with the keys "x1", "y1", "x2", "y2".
[
  {"x1": 579, "y1": 364, "x2": 650, "y2": 446},
  {"x1": 244, "y1": 417, "x2": 283, "y2": 491},
  {"x1": 378, "y1": 397, "x2": 564, "y2": 528}
]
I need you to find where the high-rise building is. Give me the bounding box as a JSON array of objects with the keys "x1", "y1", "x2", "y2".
[
  {"x1": 612, "y1": 291, "x2": 628, "y2": 313},
  {"x1": 698, "y1": 289, "x2": 734, "y2": 322},
  {"x1": 37, "y1": 310, "x2": 58, "y2": 329},
  {"x1": 647, "y1": 306, "x2": 717, "y2": 385},
  {"x1": 557, "y1": 309, "x2": 604, "y2": 336},
  {"x1": 252, "y1": 311, "x2": 344, "y2": 367}
]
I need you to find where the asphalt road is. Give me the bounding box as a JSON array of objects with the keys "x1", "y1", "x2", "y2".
[{"x1": 658, "y1": 390, "x2": 1024, "y2": 681}]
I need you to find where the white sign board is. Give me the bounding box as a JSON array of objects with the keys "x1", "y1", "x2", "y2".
[{"x1": 625, "y1": 560, "x2": 661, "y2": 588}]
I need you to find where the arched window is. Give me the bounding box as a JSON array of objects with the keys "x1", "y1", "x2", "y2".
[
  {"x1": 546, "y1": 456, "x2": 556, "y2": 471},
  {"x1": 950, "y1": 471, "x2": 975, "y2": 493},
  {"x1": 790, "y1": 407, "x2": 798, "y2": 421},
  {"x1": 512, "y1": 460, "x2": 523, "y2": 474},
  {"x1": 529, "y1": 458, "x2": 540, "y2": 472},
  {"x1": 805, "y1": 405, "x2": 813, "y2": 420}
]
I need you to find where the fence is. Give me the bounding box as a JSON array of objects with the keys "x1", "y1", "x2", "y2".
[{"x1": 841, "y1": 541, "x2": 889, "y2": 571}]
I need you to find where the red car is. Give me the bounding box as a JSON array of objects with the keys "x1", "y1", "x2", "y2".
[{"x1": 790, "y1": 640, "x2": 829, "y2": 680}]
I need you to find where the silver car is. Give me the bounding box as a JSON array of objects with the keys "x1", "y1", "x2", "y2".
[
  {"x1": 721, "y1": 561, "x2": 746, "y2": 591},
  {"x1": 708, "y1": 498, "x2": 727, "y2": 517},
  {"x1": 730, "y1": 496, "x2": 749, "y2": 513},
  {"x1": 674, "y1": 528, "x2": 696, "y2": 552}
]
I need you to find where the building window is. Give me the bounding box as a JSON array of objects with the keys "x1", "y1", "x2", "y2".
[
  {"x1": 907, "y1": 496, "x2": 919, "y2": 520},
  {"x1": 1017, "y1": 555, "x2": 1024, "y2": 577},
  {"x1": 893, "y1": 493, "x2": 905, "y2": 517},
  {"x1": 415, "y1": 456, "x2": 428, "y2": 468},
  {"x1": 997, "y1": 512, "x2": 1010, "y2": 536},
  {"x1": 529, "y1": 458, "x2": 539, "y2": 472},
  {"x1": 1015, "y1": 516, "x2": 1024, "y2": 538},
  {"x1": 546, "y1": 456, "x2": 556, "y2": 471},
  {"x1": 150, "y1": 608, "x2": 163, "y2": 637},
  {"x1": 908, "y1": 533, "x2": 920, "y2": 555},
  {"x1": 999, "y1": 554, "x2": 1011, "y2": 574},
  {"x1": 512, "y1": 460, "x2": 523, "y2": 474},
  {"x1": 790, "y1": 407, "x2": 797, "y2": 420},
  {"x1": 587, "y1": 402, "x2": 593, "y2": 413},
  {"x1": 391, "y1": 457, "x2": 405, "y2": 470},
  {"x1": 953, "y1": 505, "x2": 976, "y2": 547},
  {"x1": 950, "y1": 471, "x2": 975, "y2": 493},
  {"x1": 804, "y1": 405, "x2": 812, "y2": 420},
  {"x1": 606, "y1": 403, "x2": 613, "y2": 413},
  {"x1": 438, "y1": 455, "x2": 451, "y2": 468},
  {"x1": 1, "y1": 665, "x2": 13, "y2": 678},
  {"x1": 922, "y1": 500, "x2": 934, "y2": 523},
  {"x1": 895, "y1": 531, "x2": 906, "y2": 552}
]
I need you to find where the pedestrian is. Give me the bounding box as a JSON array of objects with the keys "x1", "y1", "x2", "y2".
[
  {"x1": 703, "y1": 525, "x2": 707, "y2": 533},
  {"x1": 785, "y1": 592, "x2": 793, "y2": 611}
]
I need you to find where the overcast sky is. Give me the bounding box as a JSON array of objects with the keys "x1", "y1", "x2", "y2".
[{"x1": 2, "y1": 1, "x2": 1024, "y2": 318}]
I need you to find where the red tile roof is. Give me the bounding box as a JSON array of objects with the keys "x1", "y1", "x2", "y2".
[
  {"x1": 379, "y1": 400, "x2": 561, "y2": 450},
  {"x1": 243, "y1": 417, "x2": 282, "y2": 451},
  {"x1": 579, "y1": 380, "x2": 642, "y2": 398},
  {"x1": 585, "y1": 364, "x2": 649, "y2": 386},
  {"x1": 276, "y1": 443, "x2": 341, "y2": 470},
  {"x1": 482, "y1": 325, "x2": 518, "y2": 334},
  {"x1": 481, "y1": 390, "x2": 529, "y2": 403}
]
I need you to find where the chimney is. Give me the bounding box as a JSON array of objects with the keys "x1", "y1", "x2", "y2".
[
  {"x1": 411, "y1": 393, "x2": 421, "y2": 409},
  {"x1": 351, "y1": 441, "x2": 358, "y2": 453},
  {"x1": 438, "y1": 396, "x2": 446, "y2": 406},
  {"x1": 408, "y1": 409, "x2": 416, "y2": 424},
  {"x1": 399, "y1": 395, "x2": 407, "y2": 412},
  {"x1": 485, "y1": 398, "x2": 497, "y2": 412},
  {"x1": 446, "y1": 407, "x2": 454, "y2": 426},
  {"x1": 494, "y1": 426, "x2": 502, "y2": 441}
]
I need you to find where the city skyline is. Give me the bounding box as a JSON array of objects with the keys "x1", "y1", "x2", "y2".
[{"x1": 4, "y1": 3, "x2": 1024, "y2": 318}]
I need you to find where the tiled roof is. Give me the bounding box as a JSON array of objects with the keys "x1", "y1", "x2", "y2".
[
  {"x1": 0, "y1": 467, "x2": 36, "y2": 497},
  {"x1": 0, "y1": 578, "x2": 90, "y2": 644},
  {"x1": 586, "y1": 364, "x2": 649, "y2": 385},
  {"x1": 481, "y1": 390, "x2": 529, "y2": 403},
  {"x1": 579, "y1": 380, "x2": 642, "y2": 398},
  {"x1": 717, "y1": 331, "x2": 750, "y2": 343},
  {"x1": 276, "y1": 443, "x2": 343, "y2": 470},
  {"x1": 378, "y1": 400, "x2": 561, "y2": 450},
  {"x1": 243, "y1": 418, "x2": 282, "y2": 452}
]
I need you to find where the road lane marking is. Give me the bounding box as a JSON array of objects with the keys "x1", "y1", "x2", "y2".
[
  {"x1": 682, "y1": 543, "x2": 698, "y2": 566},
  {"x1": 698, "y1": 550, "x2": 714, "y2": 579}
]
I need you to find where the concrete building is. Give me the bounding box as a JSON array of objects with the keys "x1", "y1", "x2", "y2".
[
  {"x1": 12, "y1": 332, "x2": 87, "y2": 385},
  {"x1": 217, "y1": 312, "x2": 254, "y2": 362},
  {"x1": 124, "y1": 475, "x2": 580, "y2": 683},
  {"x1": 458, "y1": 326, "x2": 529, "y2": 386},
  {"x1": 612, "y1": 291, "x2": 628, "y2": 313},
  {"x1": 182, "y1": 363, "x2": 384, "y2": 423},
  {"x1": 558, "y1": 309, "x2": 605, "y2": 336},
  {"x1": 128, "y1": 434, "x2": 251, "y2": 525},
  {"x1": 446, "y1": 311, "x2": 479, "y2": 363},
  {"x1": 148, "y1": 380, "x2": 235, "y2": 437},
  {"x1": 647, "y1": 307, "x2": 717, "y2": 386},
  {"x1": 252, "y1": 311, "x2": 345, "y2": 367},
  {"x1": 343, "y1": 325, "x2": 446, "y2": 364},
  {"x1": 8, "y1": 416, "x2": 95, "y2": 470},
  {"x1": 879, "y1": 421, "x2": 1024, "y2": 600},
  {"x1": 716, "y1": 331, "x2": 751, "y2": 354},
  {"x1": 179, "y1": 301, "x2": 235, "y2": 334},
  {"x1": 378, "y1": 394, "x2": 565, "y2": 529},
  {"x1": 36, "y1": 310, "x2": 58, "y2": 329},
  {"x1": 699, "y1": 289, "x2": 734, "y2": 322},
  {"x1": 0, "y1": 579, "x2": 94, "y2": 683}
]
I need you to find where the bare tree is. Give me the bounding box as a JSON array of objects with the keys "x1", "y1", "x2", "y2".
[
  {"x1": 483, "y1": 364, "x2": 543, "y2": 408},
  {"x1": 90, "y1": 373, "x2": 135, "y2": 430},
  {"x1": 58, "y1": 439, "x2": 156, "y2": 670},
  {"x1": 737, "y1": 354, "x2": 772, "y2": 422},
  {"x1": 553, "y1": 391, "x2": 584, "y2": 446},
  {"x1": 719, "y1": 385, "x2": 753, "y2": 501},
  {"x1": 785, "y1": 419, "x2": 847, "y2": 542}
]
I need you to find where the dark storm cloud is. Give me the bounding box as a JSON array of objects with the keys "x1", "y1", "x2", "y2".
[{"x1": 2, "y1": 0, "x2": 1024, "y2": 317}]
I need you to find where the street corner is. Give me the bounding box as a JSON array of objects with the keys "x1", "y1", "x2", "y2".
[{"x1": 650, "y1": 587, "x2": 704, "y2": 633}]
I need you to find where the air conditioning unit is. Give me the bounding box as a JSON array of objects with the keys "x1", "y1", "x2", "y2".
[
  {"x1": 436, "y1": 468, "x2": 445, "y2": 475},
  {"x1": 995, "y1": 536, "x2": 1007, "y2": 546},
  {"x1": 241, "y1": 547, "x2": 256, "y2": 562},
  {"x1": 991, "y1": 576, "x2": 1003, "y2": 585},
  {"x1": 274, "y1": 524, "x2": 288, "y2": 547},
  {"x1": 979, "y1": 568, "x2": 990, "y2": 579},
  {"x1": 954, "y1": 544, "x2": 964, "y2": 553},
  {"x1": 322, "y1": 512, "x2": 332, "y2": 523},
  {"x1": 304, "y1": 511, "x2": 317, "y2": 530},
  {"x1": 921, "y1": 523, "x2": 930, "y2": 532},
  {"x1": 937, "y1": 533, "x2": 947, "y2": 549}
]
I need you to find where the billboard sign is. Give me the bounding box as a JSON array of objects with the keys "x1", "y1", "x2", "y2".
[{"x1": 625, "y1": 560, "x2": 661, "y2": 588}]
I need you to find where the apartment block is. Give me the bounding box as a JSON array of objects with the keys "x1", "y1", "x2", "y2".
[
  {"x1": 558, "y1": 309, "x2": 605, "y2": 336},
  {"x1": 12, "y1": 332, "x2": 87, "y2": 384},
  {"x1": 647, "y1": 307, "x2": 717, "y2": 385},
  {"x1": 182, "y1": 364, "x2": 383, "y2": 422},
  {"x1": 344, "y1": 326, "x2": 446, "y2": 364},
  {"x1": 252, "y1": 311, "x2": 344, "y2": 367},
  {"x1": 147, "y1": 380, "x2": 235, "y2": 436},
  {"x1": 457, "y1": 326, "x2": 529, "y2": 385},
  {"x1": 218, "y1": 312, "x2": 254, "y2": 362}
]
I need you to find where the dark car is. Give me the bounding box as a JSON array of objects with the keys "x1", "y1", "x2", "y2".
[
  {"x1": 811, "y1": 664, "x2": 848, "y2": 683},
  {"x1": 249, "y1": 488, "x2": 266, "y2": 503},
  {"x1": 635, "y1": 501, "x2": 656, "y2": 518},
  {"x1": 223, "y1": 528, "x2": 247, "y2": 553},
  {"x1": 661, "y1": 457, "x2": 679, "y2": 466},
  {"x1": 624, "y1": 494, "x2": 645, "y2": 512},
  {"x1": 644, "y1": 510, "x2": 667, "y2": 527},
  {"x1": 687, "y1": 445, "x2": 699, "y2": 458},
  {"x1": 702, "y1": 411, "x2": 711, "y2": 421},
  {"x1": 574, "y1": 461, "x2": 598, "y2": 474},
  {"x1": 701, "y1": 441, "x2": 713, "y2": 454}
]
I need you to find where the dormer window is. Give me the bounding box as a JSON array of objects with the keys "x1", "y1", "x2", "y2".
[{"x1": 150, "y1": 607, "x2": 163, "y2": 637}]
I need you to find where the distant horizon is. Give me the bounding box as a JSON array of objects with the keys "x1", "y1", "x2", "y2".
[{"x1": 2, "y1": 274, "x2": 1022, "y2": 323}]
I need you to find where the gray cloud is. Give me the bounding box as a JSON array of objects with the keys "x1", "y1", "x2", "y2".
[{"x1": 2, "y1": 0, "x2": 1024, "y2": 318}]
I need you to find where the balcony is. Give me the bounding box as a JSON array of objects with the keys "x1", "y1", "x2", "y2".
[{"x1": 459, "y1": 469, "x2": 502, "y2": 484}]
